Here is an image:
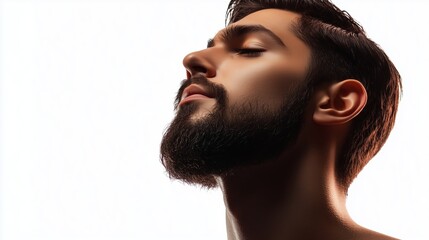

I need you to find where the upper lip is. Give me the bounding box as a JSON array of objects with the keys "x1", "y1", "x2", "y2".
[{"x1": 181, "y1": 84, "x2": 213, "y2": 100}]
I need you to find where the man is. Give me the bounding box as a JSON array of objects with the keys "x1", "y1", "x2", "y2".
[{"x1": 161, "y1": 0, "x2": 401, "y2": 239}]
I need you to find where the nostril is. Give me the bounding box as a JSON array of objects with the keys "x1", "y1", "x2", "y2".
[
  {"x1": 193, "y1": 66, "x2": 208, "y2": 74},
  {"x1": 187, "y1": 65, "x2": 209, "y2": 78}
]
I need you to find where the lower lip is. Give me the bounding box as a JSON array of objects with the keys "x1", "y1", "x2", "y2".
[{"x1": 179, "y1": 94, "x2": 212, "y2": 106}]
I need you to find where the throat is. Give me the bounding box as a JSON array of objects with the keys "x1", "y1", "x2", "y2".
[{"x1": 215, "y1": 148, "x2": 353, "y2": 240}]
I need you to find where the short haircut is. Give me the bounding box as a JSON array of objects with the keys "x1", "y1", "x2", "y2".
[{"x1": 226, "y1": 0, "x2": 402, "y2": 190}]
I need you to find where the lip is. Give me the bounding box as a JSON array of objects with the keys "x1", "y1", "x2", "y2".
[{"x1": 179, "y1": 84, "x2": 213, "y2": 106}]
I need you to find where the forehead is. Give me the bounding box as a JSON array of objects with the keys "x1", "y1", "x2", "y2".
[{"x1": 228, "y1": 8, "x2": 302, "y2": 41}]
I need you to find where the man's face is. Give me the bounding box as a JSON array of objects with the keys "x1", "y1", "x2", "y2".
[{"x1": 160, "y1": 9, "x2": 312, "y2": 187}]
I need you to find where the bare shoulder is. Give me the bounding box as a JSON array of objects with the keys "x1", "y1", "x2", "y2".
[{"x1": 354, "y1": 227, "x2": 399, "y2": 240}]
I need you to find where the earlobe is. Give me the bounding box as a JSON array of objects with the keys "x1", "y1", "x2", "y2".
[{"x1": 313, "y1": 79, "x2": 367, "y2": 125}]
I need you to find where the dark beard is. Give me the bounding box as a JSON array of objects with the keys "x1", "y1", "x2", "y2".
[{"x1": 160, "y1": 76, "x2": 311, "y2": 188}]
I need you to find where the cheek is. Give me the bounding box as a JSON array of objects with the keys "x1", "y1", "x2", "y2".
[{"x1": 217, "y1": 57, "x2": 301, "y2": 108}]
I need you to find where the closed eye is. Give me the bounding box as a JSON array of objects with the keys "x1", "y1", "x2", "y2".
[{"x1": 235, "y1": 48, "x2": 266, "y2": 57}]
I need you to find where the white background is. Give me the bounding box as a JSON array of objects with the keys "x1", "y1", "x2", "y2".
[{"x1": 1, "y1": 0, "x2": 428, "y2": 239}]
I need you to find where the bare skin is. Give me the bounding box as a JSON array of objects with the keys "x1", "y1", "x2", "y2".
[{"x1": 182, "y1": 9, "x2": 397, "y2": 240}]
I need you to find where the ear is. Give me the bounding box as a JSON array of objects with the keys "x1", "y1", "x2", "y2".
[{"x1": 313, "y1": 79, "x2": 367, "y2": 125}]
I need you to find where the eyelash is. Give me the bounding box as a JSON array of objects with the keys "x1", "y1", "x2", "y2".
[{"x1": 235, "y1": 48, "x2": 265, "y2": 57}]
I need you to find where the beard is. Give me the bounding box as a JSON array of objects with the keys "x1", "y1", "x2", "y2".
[{"x1": 160, "y1": 76, "x2": 312, "y2": 188}]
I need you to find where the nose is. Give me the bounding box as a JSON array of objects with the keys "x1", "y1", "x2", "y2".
[{"x1": 182, "y1": 49, "x2": 216, "y2": 79}]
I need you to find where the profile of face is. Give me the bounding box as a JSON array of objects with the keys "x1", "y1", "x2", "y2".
[{"x1": 160, "y1": 9, "x2": 313, "y2": 187}]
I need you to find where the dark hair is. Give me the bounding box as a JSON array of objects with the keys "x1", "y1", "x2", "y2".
[{"x1": 226, "y1": 0, "x2": 402, "y2": 189}]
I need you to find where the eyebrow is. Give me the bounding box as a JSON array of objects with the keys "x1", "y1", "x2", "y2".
[{"x1": 207, "y1": 24, "x2": 286, "y2": 48}]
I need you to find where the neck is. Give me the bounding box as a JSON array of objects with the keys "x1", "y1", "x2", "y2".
[{"x1": 215, "y1": 139, "x2": 358, "y2": 240}]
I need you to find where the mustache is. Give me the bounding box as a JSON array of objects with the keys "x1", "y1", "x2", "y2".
[{"x1": 174, "y1": 76, "x2": 227, "y2": 110}]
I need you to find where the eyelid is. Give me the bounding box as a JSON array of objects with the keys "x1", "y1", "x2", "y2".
[
  {"x1": 236, "y1": 48, "x2": 266, "y2": 52},
  {"x1": 235, "y1": 48, "x2": 266, "y2": 57},
  {"x1": 242, "y1": 40, "x2": 266, "y2": 48}
]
